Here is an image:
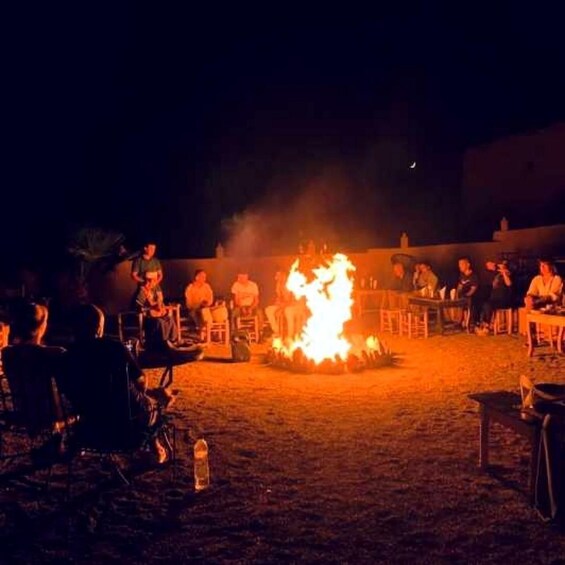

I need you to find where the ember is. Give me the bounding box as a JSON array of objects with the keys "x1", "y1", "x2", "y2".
[{"x1": 266, "y1": 253, "x2": 393, "y2": 373}]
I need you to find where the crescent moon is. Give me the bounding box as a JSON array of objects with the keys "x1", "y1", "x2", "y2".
[{"x1": 409, "y1": 161, "x2": 417, "y2": 169}]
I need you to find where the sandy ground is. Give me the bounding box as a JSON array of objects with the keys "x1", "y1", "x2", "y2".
[{"x1": 2, "y1": 327, "x2": 565, "y2": 564}]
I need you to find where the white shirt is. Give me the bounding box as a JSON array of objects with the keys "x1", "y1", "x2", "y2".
[
  {"x1": 527, "y1": 274, "x2": 563, "y2": 302},
  {"x1": 231, "y1": 280, "x2": 259, "y2": 307}
]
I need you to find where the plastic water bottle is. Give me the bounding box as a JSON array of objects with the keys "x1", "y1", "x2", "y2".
[{"x1": 194, "y1": 439, "x2": 210, "y2": 492}]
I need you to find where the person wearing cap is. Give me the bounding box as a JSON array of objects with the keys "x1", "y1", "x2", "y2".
[{"x1": 524, "y1": 259, "x2": 563, "y2": 310}]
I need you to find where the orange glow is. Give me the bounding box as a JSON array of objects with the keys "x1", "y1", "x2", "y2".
[{"x1": 271, "y1": 253, "x2": 381, "y2": 365}]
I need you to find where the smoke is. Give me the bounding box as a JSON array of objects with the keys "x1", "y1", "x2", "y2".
[{"x1": 221, "y1": 164, "x2": 382, "y2": 258}]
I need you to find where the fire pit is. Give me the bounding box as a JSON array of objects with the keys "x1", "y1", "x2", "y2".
[{"x1": 266, "y1": 253, "x2": 394, "y2": 374}]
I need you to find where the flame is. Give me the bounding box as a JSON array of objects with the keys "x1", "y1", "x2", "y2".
[{"x1": 277, "y1": 253, "x2": 355, "y2": 363}]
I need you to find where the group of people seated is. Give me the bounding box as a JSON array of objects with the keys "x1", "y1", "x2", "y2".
[
  {"x1": 2, "y1": 300, "x2": 176, "y2": 464},
  {"x1": 182, "y1": 268, "x2": 307, "y2": 342},
  {"x1": 129, "y1": 241, "x2": 563, "y2": 342},
  {"x1": 130, "y1": 241, "x2": 308, "y2": 344},
  {"x1": 388, "y1": 256, "x2": 563, "y2": 335}
]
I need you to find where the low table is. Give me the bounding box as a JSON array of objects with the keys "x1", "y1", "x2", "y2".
[
  {"x1": 468, "y1": 391, "x2": 542, "y2": 502},
  {"x1": 526, "y1": 310, "x2": 565, "y2": 357},
  {"x1": 138, "y1": 345, "x2": 204, "y2": 388},
  {"x1": 408, "y1": 296, "x2": 469, "y2": 334}
]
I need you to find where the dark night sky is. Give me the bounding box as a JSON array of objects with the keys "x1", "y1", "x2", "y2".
[{"x1": 5, "y1": 4, "x2": 565, "y2": 264}]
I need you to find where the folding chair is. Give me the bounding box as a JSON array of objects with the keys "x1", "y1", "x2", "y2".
[
  {"x1": 0, "y1": 346, "x2": 76, "y2": 491},
  {"x1": 67, "y1": 361, "x2": 176, "y2": 488}
]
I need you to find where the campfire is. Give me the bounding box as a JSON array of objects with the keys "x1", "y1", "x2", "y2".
[{"x1": 266, "y1": 253, "x2": 393, "y2": 373}]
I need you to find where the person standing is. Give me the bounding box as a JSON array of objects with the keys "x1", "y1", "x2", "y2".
[{"x1": 131, "y1": 242, "x2": 163, "y2": 290}]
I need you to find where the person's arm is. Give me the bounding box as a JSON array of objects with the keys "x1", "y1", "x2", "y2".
[
  {"x1": 155, "y1": 259, "x2": 163, "y2": 285},
  {"x1": 429, "y1": 273, "x2": 439, "y2": 294},
  {"x1": 135, "y1": 287, "x2": 147, "y2": 311},
  {"x1": 464, "y1": 274, "x2": 478, "y2": 297},
  {"x1": 499, "y1": 266, "x2": 512, "y2": 287},
  {"x1": 549, "y1": 276, "x2": 563, "y2": 303},
  {"x1": 184, "y1": 284, "x2": 192, "y2": 308},
  {"x1": 131, "y1": 258, "x2": 144, "y2": 284},
  {"x1": 251, "y1": 283, "x2": 260, "y2": 308},
  {"x1": 203, "y1": 285, "x2": 213, "y2": 307}
]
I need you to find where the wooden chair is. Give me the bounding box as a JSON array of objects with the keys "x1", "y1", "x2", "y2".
[
  {"x1": 117, "y1": 311, "x2": 144, "y2": 344},
  {"x1": 206, "y1": 320, "x2": 230, "y2": 345},
  {"x1": 493, "y1": 308, "x2": 514, "y2": 335},
  {"x1": 379, "y1": 291, "x2": 405, "y2": 335},
  {"x1": 236, "y1": 315, "x2": 260, "y2": 343},
  {"x1": 400, "y1": 310, "x2": 429, "y2": 338}
]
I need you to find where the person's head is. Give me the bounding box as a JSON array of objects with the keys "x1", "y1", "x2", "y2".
[
  {"x1": 237, "y1": 271, "x2": 249, "y2": 284},
  {"x1": 71, "y1": 304, "x2": 105, "y2": 341},
  {"x1": 539, "y1": 259, "x2": 556, "y2": 276},
  {"x1": 143, "y1": 242, "x2": 157, "y2": 258},
  {"x1": 11, "y1": 302, "x2": 49, "y2": 344},
  {"x1": 485, "y1": 260, "x2": 497, "y2": 272},
  {"x1": 458, "y1": 257, "x2": 472, "y2": 274},
  {"x1": 194, "y1": 269, "x2": 207, "y2": 284},
  {"x1": 420, "y1": 261, "x2": 432, "y2": 273},
  {"x1": 392, "y1": 262, "x2": 405, "y2": 278}
]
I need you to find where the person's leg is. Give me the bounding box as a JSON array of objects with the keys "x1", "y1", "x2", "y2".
[
  {"x1": 265, "y1": 305, "x2": 280, "y2": 335},
  {"x1": 231, "y1": 307, "x2": 241, "y2": 332},
  {"x1": 254, "y1": 308, "x2": 265, "y2": 341},
  {"x1": 481, "y1": 300, "x2": 494, "y2": 326},
  {"x1": 284, "y1": 305, "x2": 297, "y2": 339}
]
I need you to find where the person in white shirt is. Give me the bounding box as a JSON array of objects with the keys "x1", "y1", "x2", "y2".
[
  {"x1": 231, "y1": 271, "x2": 263, "y2": 335},
  {"x1": 524, "y1": 259, "x2": 563, "y2": 310}
]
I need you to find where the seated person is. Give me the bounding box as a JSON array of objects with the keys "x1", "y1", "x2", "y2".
[
  {"x1": 413, "y1": 261, "x2": 439, "y2": 295},
  {"x1": 2, "y1": 302, "x2": 67, "y2": 440},
  {"x1": 478, "y1": 259, "x2": 513, "y2": 332},
  {"x1": 231, "y1": 270, "x2": 263, "y2": 332},
  {"x1": 135, "y1": 277, "x2": 179, "y2": 350},
  {"x1": 184, "y1": 269, "x2": 214, "y2": 336},
  {"x1": 389, "y1": 262, "x2": 413, "y2": 293},
  {"x1": 456, "y1": 257, "x2": 480, "y2": 328},
  {"x1": 62, "y1": 304, "x2": 173, "y2": 463},
  {"x1": 524, "y1": 259, "x2": 563, "y2": 310},
  {"x1": 265, "y1": 270, "x2": 307, "y2": 339}
]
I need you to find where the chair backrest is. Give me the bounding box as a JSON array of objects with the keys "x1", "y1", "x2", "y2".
[
  {"x1": 118, "y1": 311, "x2": 144, "y2": 344},
  {"x1": 65, "y1": 339, "x2": 150, "y2": 451},
  {"x1": 1, "y1": 344, "x2": 66, "y2": 437}
]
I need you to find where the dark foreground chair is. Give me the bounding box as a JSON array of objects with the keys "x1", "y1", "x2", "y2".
[
  {"x1": 65, "y1": 359, "x2": 177, "y2": 489},
  {"x1": 0, "y1": 347, "x2": 76, "y2": 491}
]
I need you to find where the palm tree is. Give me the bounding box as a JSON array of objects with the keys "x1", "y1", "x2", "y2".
[{"x1": 66, "y1": 226, "x2": 129, "y2": 301}]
